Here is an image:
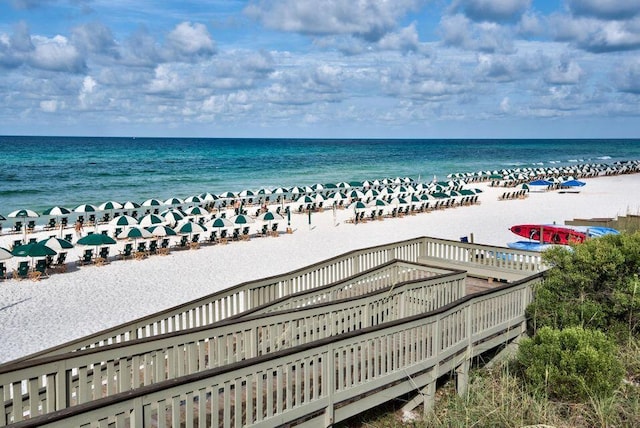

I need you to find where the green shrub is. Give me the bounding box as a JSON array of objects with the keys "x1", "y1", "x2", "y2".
[
  {"x1": 527, "y1": 232, "x2": 640, "y2": 340},
  {"x1": 517, "y1": 327, "x2": 624, "y2": 402}
]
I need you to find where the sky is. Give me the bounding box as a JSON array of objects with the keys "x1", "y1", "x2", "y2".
[{"x1": 0, "y1": 0, "x2": 639, "y2": 138}]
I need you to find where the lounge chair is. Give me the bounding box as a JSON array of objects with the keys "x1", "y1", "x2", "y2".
[
  {"x1": 51, "y1": 252, "x2": 68, "y2": 272},
  {"x1": 29, "y1": 259, "x2": 49, "y2": 280},
  {"x1": 95, "y1": 247, "x2": 110, "y2": 266},
  {"x1": 175, "y1": 235, "x2": 188, "y2": 249},
  {"x1": 78, "y1": 249, "x2": 94, "y2": 266},
  {"x1": 11, "y1": 240, "x2": 22, "y2": 251},
  {"x1": 13, "y1": 261, "x2": 30, "y2": 280}
]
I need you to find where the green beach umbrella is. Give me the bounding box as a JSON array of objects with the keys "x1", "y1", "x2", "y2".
[
  {"x1": 117, "y1": 226, "x2": 153, "y2": 240},
  {"x1": 98, "y1": 201, "x2": 123, "y2": 211},
  {"x1": 0, "y1": 214, "x2": 6, "y2": 221},
  {"x1": 199, "y1": 192, "x2": 219, "y2": 202},
  {"x1": 138, "y1": 213, "x2": 165, "y2": 227},
  {"x1": 369, "y1": 199, "x2": 388, "y2": 207},
  {"x1": 219, "y1": 191, "x2": 237, "y2": 199},
  {"x1": 184, "y1": 206, "x2": 208, "y2": 217},
  {"x1": 257, "y1": 211, "x2": 283, "y2": 222},
  {"x1": 348, "y1": 201, "x2": 367, "y2": 211},
  {"x1": 229, "y1": 214, "x2": 255, "y2": 225},
  {"x1": 38, "y1": 237, "x2": 74, "y2": 251},
  {"x1": 142, "y1": 198, "x2": 164, "y2": 207},
  {"x1": 8, "y1": 208, "x2": 40, "y2": 241},
  {"x1": 206, "y1": 217, "x2": 233, "y2": 229},
  {"x1": 164, "y1": 197, "x2": 184, "y2": 207},
  {"x1": 0, "y1": 247, "x2": 13, "y2": 261},
  {"x1": 42, "y1": 206, "x2": 72, "y2": 216},
  {"x1": 12, "y1": 242, "x2": 57, "y2": 258},
  {"x1": 176, "y1": 221, "x2": 208, "y2": 235},
  {"x1": 146, "y1": 225, "x2": 177, "y2": 237},
  {"x1": 295, "y1": 195, "x2": 314, "y2": 204},
  {"x1": 77, "y1": 233, "x2": 117, "y2": 246},
  {"x1": 74, "y1": 204, "x2": 97, "y2": 213},
  {"x1": 184, "y1": 195, "x2": 203, "y2": 205},
  {"x1": 122, "y1": 201, "x2": 141, "y2": 210},
  {"x1": 109, "y1": 215, "x2": 139, "y2": 227},
  {"x1": 160, "y1": 209, "x2": 185, "y2": 224}
]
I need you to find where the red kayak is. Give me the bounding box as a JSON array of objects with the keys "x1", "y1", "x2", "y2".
[{"x1": 509, "y1": 224, "x2": 586, "y2": 245}]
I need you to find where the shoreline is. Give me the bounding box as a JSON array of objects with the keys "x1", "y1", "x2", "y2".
[{"x1": 1, "y1": 172, "x2": 640, "y2": 363}]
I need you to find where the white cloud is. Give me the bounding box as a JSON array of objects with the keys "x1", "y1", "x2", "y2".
[
  {"x1": 613, "y1": 59, "x2": 640, "y2": 93},
  {"x1": 439, "y1": 14, "x2": 515, "y2": 53},
  {"x1": 566, "y1": 0, "x2": 640, "y2": 20},
  {"x1": 40, "y1": 99, "x2": 58, "y2": 112},
  {"x1": 545, "y1": 59, "x2": 584, "y2": 84},
  {"x1": 450, "y1": 0, "x2": 531, "y2": 23},
  {"x1": 165, "y1": 22, "x2": 216, "y2": 61},
  {"x1": 244, "y1": 0, "x2": 420, "y2": 41},
  {"x1": 30, "y1": 35, "x2": 85, "y2": 72},
  {"x1": 551, "y1": 15, "x2": 640, "y2": 53}
]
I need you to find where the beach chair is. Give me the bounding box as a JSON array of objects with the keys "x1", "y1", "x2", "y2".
[
  {"x1": 0, "y1": 262, "x2": 6, "y2": 280},
  {"x1": 61, "y1": 217, "x2": 68, "y2": 228},
  {"x1": 95, "y1": 247, "x2": 110, "y2": 265},
  {"x1": 160, "y1": 238, "x2": 170, "y2": 249},
  {"x1": 29, "y1": 259, "x2": 49, "y2": 280},
  {"x1": 13, "y1": 261, "x2": 30, "y2": 280},
  {"x1": 240, "y1": 227, "x2": 250, "y2": 241},
  {"x1": 13, "y1": 221, "x2": 22, "y2": 233},
  {"x1": 148, "y1": 240, "x2": 158, "y2": 254},
  {"x1": 64, "y1": 233, "x2": 73, "y2": 243},
  {"x1": 259, "y1": 224, "x2": 268, "y2": 237},
  {"x1": 219, "y1": 229, "x2": 229, "y2": 244},
  {"x1": 78, "y1": 249, "x2": 94, "y2": 266},
  {"x1": 52, "y1": 252, "x2": 68, "y2": 272},
  {"x1": 11, "y1": 239, "x2": 22, "y2": 250},
  {"x1": 28, "y1": 237, "x2": 37, "y2": 244},
  {"x1": 207, "y1": 231, "x2": 218, "y2": 244},
  {"x1": 46, "y1": 218, "x2": 56, "y2": 230},
  {"x1": 232, "y1": 228, "x2": 240, "y2": 241},
  {"x1": 190, "y1": 234, "x2": 200, "y2": 249},
  {"x1": 174, "y1": 235, "x2": 188, "y2": 250}
]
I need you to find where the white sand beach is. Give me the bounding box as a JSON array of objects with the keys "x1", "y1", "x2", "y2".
[{"x1": 1, "y1": 173, "x2": 639, "y2": 364}]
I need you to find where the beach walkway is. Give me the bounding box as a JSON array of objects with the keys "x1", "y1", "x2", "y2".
[{"x1": 0, "y1": 237, "x2": 543, "y2": 427}]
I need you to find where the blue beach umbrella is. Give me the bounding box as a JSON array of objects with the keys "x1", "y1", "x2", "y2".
[{"x1": 561, "y1": 179, "x2": 586, "y2": 187}]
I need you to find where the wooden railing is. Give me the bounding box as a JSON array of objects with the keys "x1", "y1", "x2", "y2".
[
  {"x1": 6, "y1": 274, "x2": 541, "y2": 428},
  {"x1": 1, "y1": 237, "x2": 542, "y2": 367},
  {"x1": 0, "y1": 263, "x2": 466, "y2": 425}
]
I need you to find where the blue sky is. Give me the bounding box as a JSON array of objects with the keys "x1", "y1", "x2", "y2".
[{"x1": 1, "y1": 0, "x2": 639, "y2": 138}]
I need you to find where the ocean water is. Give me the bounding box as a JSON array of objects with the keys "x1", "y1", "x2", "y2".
[{"x1": 1, "y1": 136, "x2": 639, "y2": 215}]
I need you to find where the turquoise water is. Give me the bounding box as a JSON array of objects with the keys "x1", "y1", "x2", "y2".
[{"x1": 1, "y1": 136, "x2": 639, "y2": 214}]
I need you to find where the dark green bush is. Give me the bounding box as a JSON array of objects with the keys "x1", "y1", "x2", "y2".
[
  {"x1": 527, "y1": 232, "x2": 640, "y2": 340},
  {"x1": 517, "y1": 326, "x2": 624, "y2": 402}
]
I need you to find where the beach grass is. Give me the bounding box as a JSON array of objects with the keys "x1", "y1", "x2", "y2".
[{"x1": 337, "y1": 340, "x2": 640, "y2": 428}]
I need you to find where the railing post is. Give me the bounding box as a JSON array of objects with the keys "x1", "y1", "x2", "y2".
[{"x1": 324, "y1": 346, "x2": 335, "y2": 427}]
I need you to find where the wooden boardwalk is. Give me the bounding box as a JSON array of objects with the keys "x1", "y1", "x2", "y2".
[{"x1": 0, "y1": 237, "x2": 544, "y2": 427}]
